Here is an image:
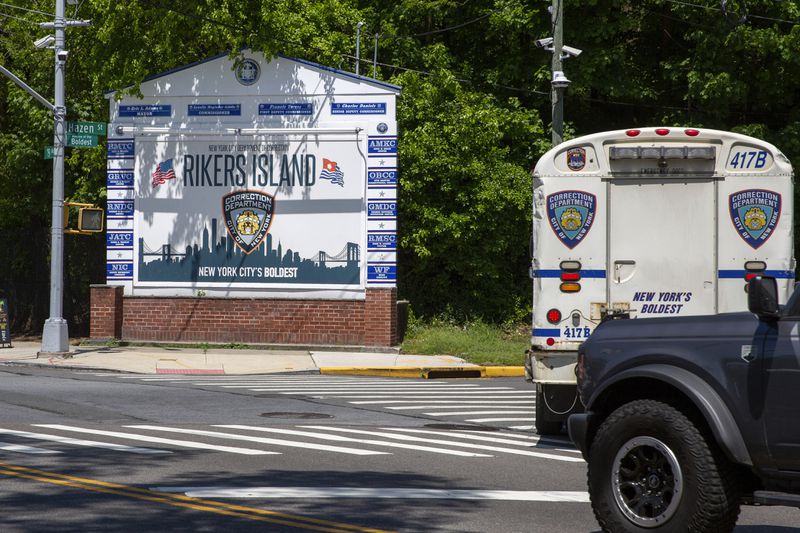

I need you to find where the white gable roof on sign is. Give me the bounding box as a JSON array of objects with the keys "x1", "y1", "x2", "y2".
[{"x1": 105, "y1": 50, "x2": 401, "y2": 100}]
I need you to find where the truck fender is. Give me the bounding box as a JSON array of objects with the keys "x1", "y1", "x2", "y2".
[{"x1": 587, "y1": 364, "x2": 752, "y2": 466}]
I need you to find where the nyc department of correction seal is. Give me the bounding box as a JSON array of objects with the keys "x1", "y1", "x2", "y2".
[
  {"x1": 729, "y1": 189, "x2": 781, "y2": 249},
  {"x1": 546, "y1": 190, "x2": 596, "y2": 249},
  {"x1": 235, "y1": 59, "x2": 260, "y2": 86},
  {"x1": 222, "y1": 190, "x2": 275, "y2": 254}
]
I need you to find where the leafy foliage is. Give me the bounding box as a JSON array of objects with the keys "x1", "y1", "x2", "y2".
[{"x1": 2, "y1": 0, "x2": 800, "y2": 332}]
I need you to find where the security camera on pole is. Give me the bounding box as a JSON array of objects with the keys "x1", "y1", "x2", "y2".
[{"x1": 536, "y1": 0, "x2": 582, "y2": 145}]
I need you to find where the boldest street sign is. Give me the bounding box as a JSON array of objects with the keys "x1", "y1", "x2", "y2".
[
  {"x1": 66, "y1": 132, "x2": 98, "y2": 148},
  {"x1": 66, "y1": 121, "x2": 107, "y2": 136}
]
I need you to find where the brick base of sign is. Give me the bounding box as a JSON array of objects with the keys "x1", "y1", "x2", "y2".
[{"x1": 89, "y1": 286, "x2": 398, "y2": 347}]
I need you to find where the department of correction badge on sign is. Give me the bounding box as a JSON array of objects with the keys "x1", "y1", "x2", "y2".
[
  {"x1": 222, "y1": 190, "x2": 275, "y2": 254},
  {"x1": 729, "y1": 189, "x2": 781, "y2": 249},
  {"x1": 547, "y1": 190, "x2": 596, "y2": 249}
]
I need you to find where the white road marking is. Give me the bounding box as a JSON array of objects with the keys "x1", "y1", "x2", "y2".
[
  {"x1": 216, "y1": 425, "x2": 492, "y2": 457},
  {"x1": 276, "y1": 389, "x2": 532, "y2": 399},
  {"x1": 33, "y1": 425, "x2": 276, "y2": 456},
  {"x1": 0, "y1": 428, "x2": 170, "y2": 455},
  {"x1": 466, "y1": 418, "x2": 536, "y2": 423},
  {"x1": 351, "y1": 400, "x2": 535, "y2": 405},
  {"x1": 387, "y1": 405, "x2": 533, "y2": 410},
  {"x1": 0, "y1": 440, "x2": 60, "y2": 454},
  {"x1": 381, "y1": 428, "x2": 581, "y2": 454},
  {"x1": 242, "y1": 386, "x2": 510, "y2": 391},
  {"x1": 127, "y1": 426, "x2": 388, "y2": 456},
  {"x1": 151, "y1": 486, "x2": 590, "y2": 502},
  {"x1": 300, "y1": 426, "x2": 584, "y2": 462},
  {"x1": 421, "y1": 410, "x2": 534, "y2": 416}
]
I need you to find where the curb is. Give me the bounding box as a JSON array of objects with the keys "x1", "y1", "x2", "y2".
[{"x1": 319, "y1": 366, "x2": 525, "y2": 379}]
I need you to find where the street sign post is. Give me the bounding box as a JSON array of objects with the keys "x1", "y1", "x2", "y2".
[
  {"x1": 66, "y1": 132, "x2": 98, "y2": 148},
  {"x1": 66, "y1": 121, "x2": 106, "y2": 136}
]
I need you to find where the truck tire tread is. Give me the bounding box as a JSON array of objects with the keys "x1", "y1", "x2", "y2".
[{"x1": 588, "y1": 399, "x2": 741, "y2": 532}]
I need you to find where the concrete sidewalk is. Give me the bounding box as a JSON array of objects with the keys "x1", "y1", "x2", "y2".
[{"x1": 0, "y1": 341, "x2": 524, "y2": 377}]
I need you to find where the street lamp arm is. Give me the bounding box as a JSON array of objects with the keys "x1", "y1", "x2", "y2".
[{"x1": 0, "y1": 64, "x2": 55, "y2": 113}]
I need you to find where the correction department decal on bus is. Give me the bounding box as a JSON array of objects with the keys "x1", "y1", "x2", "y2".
[
  {"x1": 729, "y1": 189, "x2": 781, "y2": 249},
  {"x1": 546, "y1": 190, "x2": 596, "y2": 249}
]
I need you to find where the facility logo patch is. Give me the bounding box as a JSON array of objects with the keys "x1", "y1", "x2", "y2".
[
  {"x1": 547, "y1": 190, "x2": 596, "y2": 249},
  {"x1": 566, "y1": 147, "x2": 586, "y2": 171},
  {"x1": 222, "y1": 190, "x2": 275, "y2": 254},
  {"x1": 729, "y1": 189, "x2": 781, "y2": 249}
]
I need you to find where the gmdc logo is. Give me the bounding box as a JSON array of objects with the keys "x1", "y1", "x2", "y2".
[{"x1": 222, "y1": 190, "x2": 275, "y2": 254}]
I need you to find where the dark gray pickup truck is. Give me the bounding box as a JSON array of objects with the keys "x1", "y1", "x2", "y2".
[{"x1": 569, "y1": 276, "x2": 800, "y2": 532}]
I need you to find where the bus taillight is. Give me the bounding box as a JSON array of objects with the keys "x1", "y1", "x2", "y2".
[{"x1": 559, "y1": 261, "x2": 582, "y2": 292}]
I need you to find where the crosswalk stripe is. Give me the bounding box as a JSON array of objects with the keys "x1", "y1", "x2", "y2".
[
  {"x1": 216, "y1": 425, "x2": 493, "y2": 457},
  {"x1": 466, "y1": 418, "x2": 536, "y2": 423},
  {"x1": 352, "y1": 400, "x2": 535, "y2": 405},
  {"x1": 380, "y1": 428, "x2": 580, "y2": 453},
  {"x1": 386, "y1": 405, "x2": 533, "y2": 410},
  {"x1": 276, "y1": 389, "x2": 534, "y2": 399},
  {"x1": 127, "y1": 426, "x2": 388, "y2": 456},
  {"x1": 219, "y1": 386, "x2": 496, "y2": 390},
  {"x1": 300, "y1": 426, "x2": 584, "y2": 462},
  {"x1": 0, "y1": 428, "x2": 170, "y2": 455},
  {"x1": 152, "y1": 486, "x2": 591, "y2": 502},
  {"x1": 422, "y1": 410, "x2": 533, "y2": 416},
  {"x1": 33, "y1": 425, "x2": 277, "y2": 456},
  {"x1": 0, "y1": 440, "x2": 60, "y2": 455}
]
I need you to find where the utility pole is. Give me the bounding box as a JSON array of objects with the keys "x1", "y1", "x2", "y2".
[
  {"x1": 41, "y1": 0, "x2": 68, "y2": 354},
  {"x1": 551, "y1": 0, "x2": 564, "y2": 145},
  {"x1": 38, "y1": 1, "x2": 90, "y2": 354},
  {"x1": 373, "y1": 33, "x2": 379, "y2": 79},
  {"x1": 355, "y1": 21, "x2": 364, "y2": 75}
]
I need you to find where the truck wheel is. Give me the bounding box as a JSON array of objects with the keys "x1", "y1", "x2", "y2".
[
  {"x1": 535, "y1": 389, "x2": 563, "y2": 435},
  {"x1": 587, "y1": 399, "x2": 741, "y2": 532}
]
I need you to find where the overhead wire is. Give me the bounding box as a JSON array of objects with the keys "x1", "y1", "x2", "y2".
[
  {"x1": 662, "y1": 0, "x2": 798, "y2": 25},
  {"x1": 0, "y1": 10, "x2": 46, "y2": 26},
  {"x1": 0, "y1": 2, "x2": 52, "y2": 17}
]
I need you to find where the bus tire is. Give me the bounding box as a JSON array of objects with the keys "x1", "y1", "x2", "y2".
[{"x1": 535, "y1": 388, "x2": 564, "y2": 435}]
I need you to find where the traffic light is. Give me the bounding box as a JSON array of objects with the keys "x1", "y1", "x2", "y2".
[
  {"x1": 64, "y1": 201, "x2": 104, "y2": 235},
  {"x1": 78, "y1": 207, "x2": 104, "y2": 232}
]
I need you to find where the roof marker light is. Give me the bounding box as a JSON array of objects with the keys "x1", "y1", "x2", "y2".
[
  {"x1": 684, "y1": 128, "x2": 700, "y2": 137},
  {"x1": 655, "y1": 128, "x2": 670, "y2": 136},
  {"x1": 625, "y1": 129, "x2": 640, "y2": 137}
]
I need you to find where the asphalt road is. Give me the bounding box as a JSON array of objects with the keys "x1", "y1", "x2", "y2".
[{"x1": 0, "y1": 366, "x2": 797, "y2": 532}]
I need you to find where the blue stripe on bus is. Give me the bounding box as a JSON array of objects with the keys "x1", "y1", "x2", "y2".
[
  {"x1": 532, "y1": 328, "x2": 561, "y2": 337},
  {"x1": 718, "y1": 270, "x2": 794, "y2": 279},
  {"x1": 532, "y1": 270, "x2": 606, "y2": 278}
]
